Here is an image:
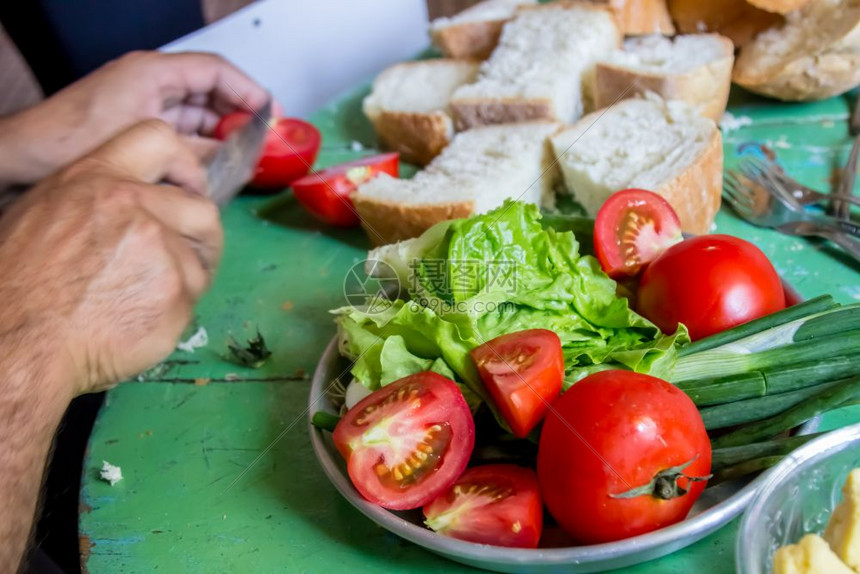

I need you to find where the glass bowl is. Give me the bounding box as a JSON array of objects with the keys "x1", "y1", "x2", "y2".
[{"x1": 736, "y1": 423, "x2": 860, "y2": 574}]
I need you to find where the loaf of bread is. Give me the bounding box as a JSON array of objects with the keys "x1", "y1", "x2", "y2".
[
  {"x1": 734, "y1": 0, "x2": 860, "y2": 101},
  {"x1": 363, "y1": 60, "x2": 480, "y2": 165},
  {"x1": 668, "y1": 0, "x2": 782, "y2": 46},
  {"x1": 450, "y1": 2, "x2": 620, "y2": 129},
  {"x1": 550, "y1": 96, "x2": 722, "y2": 235},
  {"x1": 430, "y1": 0, "x2": 536, "y2": 60},
  {"x1": 594, "y1": 34, "x2": 734, "y2": 121},
  {"x1": 354, "y1": 121, "x2": 561, "y2": 245}
]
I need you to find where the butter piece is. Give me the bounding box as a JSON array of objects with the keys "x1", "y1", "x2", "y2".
[
  {"x1": 824, "y1": 469, "x2": 860, "y2": 571},
  {"x1": 773, "y1": 534, "x2": 855, "y2": 574}
]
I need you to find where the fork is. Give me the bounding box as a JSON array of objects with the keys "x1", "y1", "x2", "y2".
[
  {"x1": 738, "y1": 156, "x2": 860, "y2": 209},
  {"x1": 833, "y1": 96, "x2": 860, "y2": 219},
  {"x1": 723, "y1": 170, "x2": 860, "y2": 238}
]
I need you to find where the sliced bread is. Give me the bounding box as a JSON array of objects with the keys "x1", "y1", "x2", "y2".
[
  {"x1": 550, "y1": 96, "x2": 722, "y2": 235},
  {"x1": 733, "y1": 0, "x2": 860, "y2": 101},
  {"x1": 746, "y1": 0, "x2": 813, "y2": 13},
  {"x1": 430, "y1": 0, "x2": 537, "y2": 60},
  {"x1": 668, "y1": 0, "x2": 783, "y2": 47},
  {"x1": 594, "y1": 34, "x2": 734, "y2": 121},
  {"x1": 450, "y1": 2, "x2": 620, "y2": 129},
  {"x1": 363, "y1": 60, "x2": 480, "y2": 165},
  {"x1": 354, "y1": 121, "x2": 561, "y2": 245}
]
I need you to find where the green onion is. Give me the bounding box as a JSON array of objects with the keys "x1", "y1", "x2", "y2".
[
  {"x1": 709, "y1": 456, "x2": 785, "y2": 485},
  {"x1": 672, "y1": 328, "x2": 860, "y2": 383},
  {"x1": 711, "y1": 432, "x2": 825, "y2": 469},
  {"x1": 677, "y1": 372, "x2": 766, "y2": 406},
  {"x1": 679, "y1": 295, "x2": 837, "y2": 357},
  {"x1": 311, "y1": 411, "x2": 341, "y2": 433},
  {"x1": 700, "y1": 380, "x2": 844, "y2": 430},
  {"x1": 711, "y1": 375, "x2": 860, "y2": 448}
]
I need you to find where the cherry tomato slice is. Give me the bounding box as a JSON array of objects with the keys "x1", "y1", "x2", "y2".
[
  {"x1": 423, "y1": 464, "x2": 543, "y2": 548},
  {"x1": 214, "y1": 113, "x2": 321, "y2": 189},
  {"x1": 537, "y1": 370, "x2": 712, "y2": 544},
  {"x1": 332, "y1": 372, "x2": 475, "y2": 510},
  {"x1": 291, "y1": 153, "x2": 399, "y2": 227},
  {"x1": 594, "y1": 189, "x2": 683, "y2": 279},
  {"x1": 470, "y1": 329, "x2": 564, "y2": 438},
  {"x1": 637, "y1": 234, "x2": 786, "y2": 340}
]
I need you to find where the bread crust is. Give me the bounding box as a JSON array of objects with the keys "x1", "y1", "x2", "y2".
[
  {"x1": 431, "y1": 19, "x2": 507, "y2": 60},
  {"x1": 353, "y1": 195, "x2": 475, "y2": 246},
  {"x1": 668, "y1": 0, "x2": 782, "y2": 46},
  {"x1": 451, "y1": 99, "x2": 556, "y2": 131},
  {"x1": 369, "y1": 110, "x2": 452, "y2": 166},
  {"x1": 655, "y1": 127, "x2": 723, "y2": 236},
  {"x1": 746, "y1": 0, "x2": 813, "y2": 14},
  {"x1": 594, "y1": 35, "x2": 735, "y2": 121},
  {"x1": 603, "y1": 0, "x2": 676, "y2": 35},
  {"x1": 733, "y1": 13, "x2": 860, "y2": 101}
]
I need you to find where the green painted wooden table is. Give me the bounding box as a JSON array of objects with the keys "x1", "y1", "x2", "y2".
[{"x1": 79, "y1": 83, "x2": 860, "y2": 572}]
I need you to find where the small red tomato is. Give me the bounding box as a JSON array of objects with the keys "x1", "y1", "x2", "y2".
[
  {"x1": 594, "y1": 188, "x2": 683, "y2": 278},
  {"x1": 423, "y1": 464, "x2": 543, "y2": 548},
  {"x1": 470, "y1": 329, "x2": 564, "y2": 438},
  {"x1": 537, "y1": 370, "x2": 712, "y2": 544},
  {"x1": 637, "y1": 234, "x2": 786, "y2": 340},
  {"x1": 291, "y1": 153, "x2": 399, "y2": 227},
  {"x1": 332, "y1": 372, "x2": 475, "y2": 510},
  {"x1": 214, "y1": 113, "x2": 321, "y2": 189}
]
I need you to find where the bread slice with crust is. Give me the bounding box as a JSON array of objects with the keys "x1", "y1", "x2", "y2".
[
  {"x1": 354, "y1": 121, "x2": 561, "y2": 246},
  {"x1": 430, "y1": 0, "x2": 537, "y2": 60},
  {"x1": 597, "y1": 0, "x2": 675, "y2": 35},
  {"x1": 668, "y1": 0, "x2": 783, "y2": 47},
  {"x1": 550, "y1": 96, "x2": 722, "y2": 235},
  {"x1": 363, "y1": 60, "x2": 480, "y2": 166},
  {"x1": 595, "y1": 34, "x2": 734, "y2": 121},
  {"x1": 450, "y1": 2, "x2": 620, "y2": 129},
  {"x1": 747, "y1": 0, "x2": 813, "y2": 13},
  {"x1": 733, "y1": 0, "x2": 860, "y2": 101}
]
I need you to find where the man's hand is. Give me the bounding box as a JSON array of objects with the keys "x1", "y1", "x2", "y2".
[
  {"x1": 0, "y1": 120, "x2": 221, "y2": 571},
  {"x1": 0, "y1": 50, "x2": 270, "y2": 187}
]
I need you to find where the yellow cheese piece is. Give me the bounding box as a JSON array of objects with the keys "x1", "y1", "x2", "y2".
[
  {"x1": 773, "y1": 534, "x2": 855, "y2": 574},
  {"x1": 824, "y1": 469, "x2": 860, "y2": 572}
]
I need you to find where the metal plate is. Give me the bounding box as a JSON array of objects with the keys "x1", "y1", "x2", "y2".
[{"x1": 308, "y1": 337, "x2": 820, "y2": 573}]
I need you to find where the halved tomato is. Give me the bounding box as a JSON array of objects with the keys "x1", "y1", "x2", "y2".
[
  {"x1": 470, "y1": 329, "x2": 564, "y2": 438},
  {"x1": 423, "y1": 464, "x2": 543, "y2": 548},
  {"x1": 332, "y1": 372, "x2": 475, "y2": 510},
  {"x1": 291, "y1": 153, "x2": 399, "y2": 227},
  {"x1": 214, "y1": 113, "x2": 321, "y2": 189},
  {"x1": 594, "y1": 189, "x2": 683, "y2": 279}
]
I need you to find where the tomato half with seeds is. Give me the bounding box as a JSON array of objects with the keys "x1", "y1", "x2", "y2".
[
  {"x1": 333, "y1": 372, "x2": 475, "y2": 510},
  {"x1": 471, "y1": 329, "x2": 564, "y2": 438},
  {"x1": 423, "y1": 464, "x2": 543, "y2": 548},
  {"x1": 594, "y1": 189, "x2": 683, "y2": 279},
  {"x1": 291, "y1": 153, "x2": 399, "y2": 227}
]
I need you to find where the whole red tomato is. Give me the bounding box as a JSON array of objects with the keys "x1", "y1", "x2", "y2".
[
  {"x1": 214, "y1": 113, "x2": 321, "y2": 189},
  {"x1": 637, "y1": 234, "x2": 785, "y2": 340},
  {"x1": 537, "y1": 370, "x2": 711, "y2": 544}
]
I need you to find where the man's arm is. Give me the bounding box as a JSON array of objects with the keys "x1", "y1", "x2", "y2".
[
  {"x1": 0, "y1": 120, "x2": 223, "y2": 570},
  {"x1": 0, "y1": 326, "x2": 72, "y2": 572}
]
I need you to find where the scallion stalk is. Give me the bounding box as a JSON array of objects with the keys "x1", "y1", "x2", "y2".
[
  {"x1": 677, "y1": 373, "x2": 766, "y2": 406},
  {"x1": 711, "y1": 375, "x2": 860, "y2": 448},
  {"x1": 711, "y1": 432, "x2": 825, "y2": 469},
  {"x1": 679, "y1": 295, "x2": 837, "y2": 357}
]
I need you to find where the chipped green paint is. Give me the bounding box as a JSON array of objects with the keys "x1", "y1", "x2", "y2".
[{"x1": 80, "y1": 81, "x2": 860, "y2": 572}]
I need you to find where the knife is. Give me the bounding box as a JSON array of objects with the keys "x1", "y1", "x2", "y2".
[{"x1": 206, "y1": 99, "x2": 272, "y2": 207}]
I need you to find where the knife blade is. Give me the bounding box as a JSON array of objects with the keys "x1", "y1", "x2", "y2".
[{"x1": 206, "y1": 99, "x2": 272, "y2": 207}]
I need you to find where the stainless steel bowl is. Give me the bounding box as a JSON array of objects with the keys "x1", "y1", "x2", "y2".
[
  {"x1": 736, "y1": 423, "x2": 860, "y2": 574},
  {"x1": 310, "y1": 337, "x2": 822, "y2": 573}
]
